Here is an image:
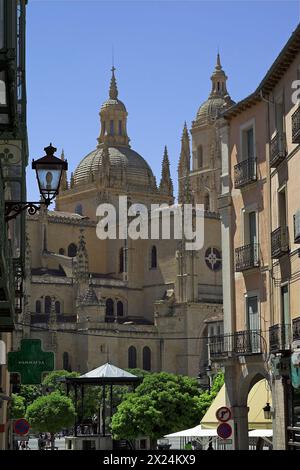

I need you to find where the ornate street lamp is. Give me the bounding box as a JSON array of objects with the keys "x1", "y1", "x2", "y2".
[{"x1": 5, "y1": 143, "x2": 67, "y2": 222}]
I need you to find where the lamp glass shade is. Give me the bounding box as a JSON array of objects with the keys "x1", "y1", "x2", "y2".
[
  {"x1": 35, "y1": 163, "x2": 62, "y2": 202},
  {"x1": 32, "y1": 144, "x2": 68, "y2": 205},
  {"x1": 263, "y1": 403, "x2": 271, "y2": 420}
]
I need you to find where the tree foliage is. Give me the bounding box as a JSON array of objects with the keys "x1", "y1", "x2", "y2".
[
  {"x1": 111, "y1": 372, "x2": 203, "y2": 440},
  {"x1": 10, "y1": 394, "x2": 26, "y2": 420},
  {"x1": 111, "y1": 371, "x2": 225, "y2": 441},
  {"x1": 42, "y1": 370, "x2": 80, "y2": 394},
  {"x1": 18, "y1": 385, "x2": 41, "y2": 409},
  {"x1": 25, "y1": 391, "x2": 76, "y2": 434}
]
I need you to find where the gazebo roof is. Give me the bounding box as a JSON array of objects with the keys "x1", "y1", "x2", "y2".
[
  {"x1": 64, "y1": 362, "x2": 141, "y2": 385},
  {"x1": 81, "y1": 363, "x2": 137, "y2": 379}
]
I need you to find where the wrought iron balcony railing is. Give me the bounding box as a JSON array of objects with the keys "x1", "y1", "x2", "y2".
[
  {"x1": 270, "y1": 132, "x2": 286, "y2": 168},
  {"x1": 235, "y1": 243, "x2": 260, "y2": 272},
  {"x1": 209, "y1": 329, "x2": 262, "y2": 359},
  {"x1": 271, "y1": 226, "x2": 289, "y2": 259},
  {"x1": 234, "y1": 158, "x2": 257, "y2": 189},
  {"x1": 293, "y1": 317, "x2": 300, "y2": 341},
  {"x1": 292, "y1": 106, "x2": 300, "y2": 144},
  {"x1": 269, "y1": 324, "x2": 291, "y2": 352}
]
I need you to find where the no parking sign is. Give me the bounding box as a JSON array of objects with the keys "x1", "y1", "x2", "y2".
[{"x1": 14, "y1": 419, "x2": 30, "y2": 436}]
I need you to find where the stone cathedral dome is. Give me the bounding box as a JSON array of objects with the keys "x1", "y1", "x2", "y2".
[
  {"x1": 73, "y1": 67, "x2": 157, "y2": 192},
  {"x1": 73, "y1": 145, "x2": 156, "y2": 191}
]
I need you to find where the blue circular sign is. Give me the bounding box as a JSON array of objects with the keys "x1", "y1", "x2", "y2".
[
  {"x1": 217, "y1": 422, "x2": 232, "y2": 439},
  {"x1": 14, "y1": 418, "x2": 30, "y2": 436}
]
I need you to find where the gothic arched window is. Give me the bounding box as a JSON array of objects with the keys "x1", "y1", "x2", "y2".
[
  {"x1": 68, "y1": 243, "x2": 77, "y2": 258},
  {"x1": 143, "y1": 347, "x2": 151, "y2": 371},
  {"x1": 55, "y1": 301, "x2": 61, "y2": 314},
  {"x1": 128, "y1": 346, "x2": 137, "y2": 369},
  {"x1": 75, "y1": 204, "x2": 83, "y2": 216},
  {"x1": 117, "y1": 301, "x2": 124, "y2": 317},
  {"x1": 119, "y1": 247, "x2": 124, "y2": 273},
  {"x1": 197, "y1": 145, "x2": 203, "y2": 169},
  {"x1": 119, "y1": 120, "x2": 122, "y2": 136},
  {"x1": 45, "y1": 296, "x2": 52, "y2": 314},
  {"x1": 36, "y1": 300, "x2": 41, "y2": 314},
  {"x1": 106, "y1": 298, "x2": 114, "y2": 317},
  {"x1": 150, "y1": 246, "x2": 157, "y2": 269}
]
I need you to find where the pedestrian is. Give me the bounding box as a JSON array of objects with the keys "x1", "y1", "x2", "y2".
[{"x1": 207, "y1": 441, "x2": 214, "y2": 450}]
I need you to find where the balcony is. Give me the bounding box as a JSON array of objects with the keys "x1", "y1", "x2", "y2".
[
  {"x1": 270, "y1": 132, "x2": 286, "y2": 168},
  {"x1": 271, "y1": 226, "x2": 289, "y2": 259},
  {"x1": 293, "y1": 317, "x2": 300, "y2": 341},
  {"x1": 234, "y1": 158, "x2": 257, "y2": 189},
  {"x1": 292, "y1": 106, "x2": 300, "y2": 144},
  {"x1": 209, "y1": 329, "x2": 262, "y2": 359},
  {"x1": 235, "y1": 243, "x2": 260, "y2": 272},
  {"x1": 269, "y1": 324, "x2": 291, "y2": 353}
]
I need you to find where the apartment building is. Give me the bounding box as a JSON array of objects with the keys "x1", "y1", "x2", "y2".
[{"x1": 211, "y1": 24, "x2": 300, "y2": 449}]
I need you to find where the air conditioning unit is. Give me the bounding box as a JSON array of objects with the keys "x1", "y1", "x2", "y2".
[{"x1": 294, "y1": 210, "x2": 300, "y2": 243}]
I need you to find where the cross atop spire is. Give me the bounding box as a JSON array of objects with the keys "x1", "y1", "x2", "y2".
[{"x1": 109, "y1": 66, "x2": 118, "y2": 100}]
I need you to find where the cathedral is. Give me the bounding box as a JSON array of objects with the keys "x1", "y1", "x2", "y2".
[{"x1": 16, "y1": 55, "x2": 234, "y2": 379}]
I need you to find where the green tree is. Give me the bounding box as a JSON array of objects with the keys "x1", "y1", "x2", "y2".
[
  {"x1": 18, "y1": 384, "x2": 41, "y2": 409},
  {"x1": 25, "y1": 392, "x2": 76, "y2": 449},
  {"x1": 9, "y1": 394, "x2": 26, "y2": 420},
  {"x1": 111, "y1": 372, "x2": 203, "y2": 446},
  {"x1": 42, "y1": 370, "x2": 80, "y2": 394}
]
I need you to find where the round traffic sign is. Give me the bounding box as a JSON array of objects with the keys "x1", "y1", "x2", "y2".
[
  {"x1": 14, "y1": 418, "x2": 30, "y2": 436},
  {"x1": 217, "y1": 422, "x2": 232, "y2": 439},
  {"x1": 216, "y1": 406, "x2": 231, "y2": 422}
]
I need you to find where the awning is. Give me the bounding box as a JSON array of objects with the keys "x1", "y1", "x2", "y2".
[
  {"x1": 165, "y1": 425, "x2": 217, "y2": 438},
  {"x1": 248, "y1": 429, "x2": 273, "y2": 437},
  {"x1": 201, "y1": 379, "x2": 272, "y2": 430}
]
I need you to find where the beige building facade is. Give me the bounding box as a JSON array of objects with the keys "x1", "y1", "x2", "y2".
[
  {"x1": 15, "y1": 57, "x2": 234, "y2": 381},
  {"x1": 214, "y1": 24, "x2": 300, "y2": 450}
]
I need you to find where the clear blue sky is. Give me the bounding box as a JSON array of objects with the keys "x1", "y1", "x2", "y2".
[{"x1": 26, "y1": 0, "x2": 300, "y2": 202}]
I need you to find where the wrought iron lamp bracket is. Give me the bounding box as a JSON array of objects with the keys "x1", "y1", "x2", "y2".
[{"x1": 5, "y1": 201, "x2": 49, "y2": 222}]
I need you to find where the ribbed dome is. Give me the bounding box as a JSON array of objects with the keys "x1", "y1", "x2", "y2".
[
  {"x1": 100, "y1": 98, "x2": 127, "y2": 112},
  {"x1": 73, "y1": 145, "x2": 157, "y2": 192},
  {"x1": 196, "y1": 96, "x2": 234, "y2": 124}
]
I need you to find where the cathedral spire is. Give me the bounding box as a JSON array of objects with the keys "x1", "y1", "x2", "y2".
[
  {"x1": 159, "y1": 146, "x2": 173, "y2": 198},
  {"x1": 109, "y1": 66, "x2": 118, "y2": 100},
  {"x1": 74, "y1": 228, "x2": 89, "y2": 283},
  {"x1": 60, "y1": 149, "x2": 68, "y2": 191},
  {"x1": 100, "y1": 142, "x2": 110, "y2": 187},
  {"x1": 178, "y1": 123, "x2": 191, "y2": 204}
]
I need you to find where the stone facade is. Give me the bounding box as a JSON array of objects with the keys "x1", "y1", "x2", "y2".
[
  {"x1": 15, "y1": 58, "x2": 233, "y2": 380},
  {"x1": 217, "y1": 25, "x2": 300, "y2": 449}
]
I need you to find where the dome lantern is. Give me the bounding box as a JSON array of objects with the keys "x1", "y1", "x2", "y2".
[{"x1": 97, "y1": 67, "x2": 130, "y2": 148}]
